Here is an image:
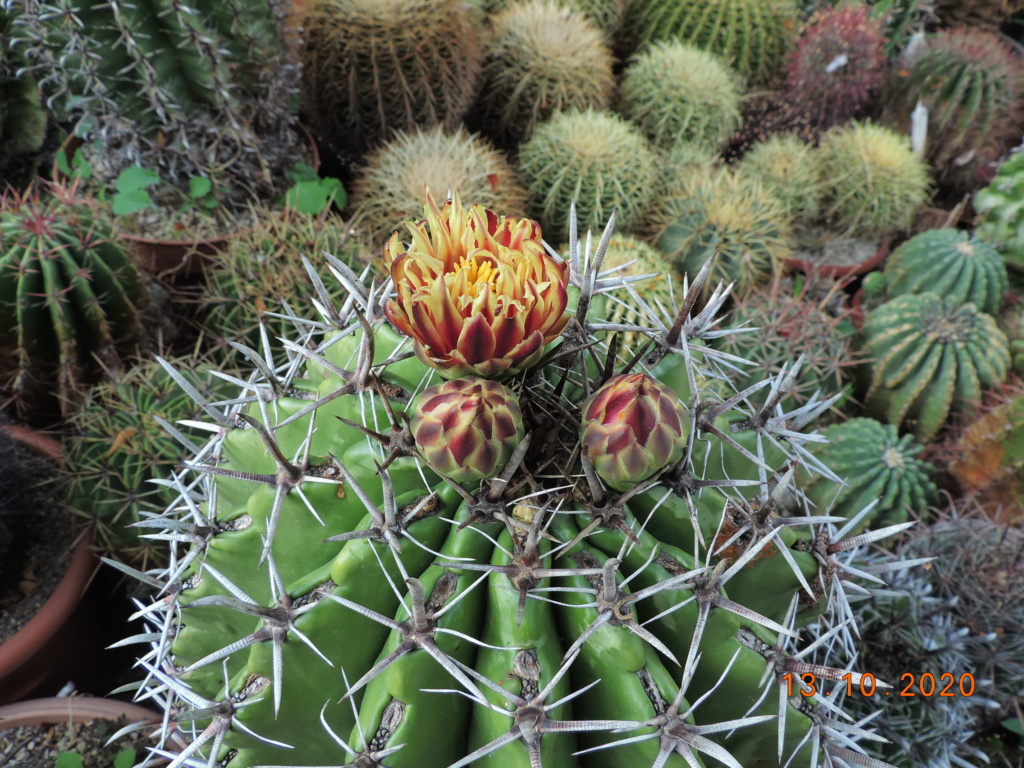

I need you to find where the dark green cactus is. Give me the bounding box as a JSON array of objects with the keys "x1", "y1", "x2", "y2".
[
  {"x1": 0, "y1": 7, "x2": 47, "y2": 181},
  {"x1": 472, "y1": 0, "x2": 614, "y2": 148},
  {"x1": 798, "y1": 417, "x2": 938, "y2": 533},
  {"x1": 118, "y1": 193, "x2": 911, "y2": 768},
  {"x1": 65, "y1": 354, "x2": 233, "y2": 564},
  {"x1": 617, "y1": 41, "x2": 742, "y2": 151},
  {"x1": 299, "y1": 0, "x2": 483, "y2": 149},
  {"x1": 518, "y1": 109, "x2": 658, "y2": 240},
  {"x1": 882, "y1": 27, "x2": 1024, "y2": 180},
  {"x1": 626, "y1": 0, "x2": 801, "y2": 86},
  {"x1": 883, "y1": 228, "x2": 1008, "y2": 314},
  {"x1": 0, "y1": 183, "x2": 144, "y2": 418},
  {"x1": 858, "y1": 292, "x2": 1010, "y2": 441}
]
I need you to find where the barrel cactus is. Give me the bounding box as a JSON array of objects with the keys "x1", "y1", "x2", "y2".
[
  {"x1": 122, "y1": 191, "x2": 914, "y2": 768},
  {"x1": 0, "y1": 182, "x2": 144, "y2": 417},
  {"x1": 473, "y1": 0, "x2": 615, "y2": 148},
  {"x1": 882, "y1": 227, "x2": 1008, "y2": 314},
  {"x1": 484, "y1": 0, "x2": 627, "y2": 38},
  {"x1": 858, "y1": 292, "x2": 1010, "y2": 441},
  {"x1": 798, "y1": 417, "x2": 938, "y2": 533},
  {"x1": 735, "y1": 134, "x2": 823, "y2": 225}
]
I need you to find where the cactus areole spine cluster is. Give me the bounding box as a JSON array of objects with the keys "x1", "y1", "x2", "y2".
[{"x1": 126, "y1": 193, "x2": 912, "y2": 768}]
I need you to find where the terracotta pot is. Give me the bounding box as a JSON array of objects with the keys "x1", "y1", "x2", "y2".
[
  {"x1": 54, "y1": 124, "x2": 322, "y2": 278},
  {"x1": 788, "y1": 237, "x2": 890, "y2": 279},
  {"x1": 0, "y1": 426, "x2": 104, "y2": 706},
  {"x1": 0, "y1": 696, "x2": 162, "y2": 730}
]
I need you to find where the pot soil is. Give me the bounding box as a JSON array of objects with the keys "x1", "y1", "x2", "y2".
[
  {"x1": 0, "y1": 423, "x2": 105, "y2": 706},
  {"x1": 0, "y1": 696, "x2": 162, "y2": 767}
]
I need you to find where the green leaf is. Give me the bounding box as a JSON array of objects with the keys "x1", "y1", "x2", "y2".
[
  {"x1": 285, "y1": 178, "x2": 346, "y2": 215},
  {"x1": 201, "y1": 196, "x2": 219, "y2": 210},
  {"x1": 288, "y1": 162, "x2": 317, "y2": 182},
  {"x1": 189, "y1": 176, "x2": 212, "y2": 199},
  {"x1": 114, "y1": 748, "x2": 137, "y2": 768},
  {"x1": 56, "y1": 752, "x2": 84, "y2": 768},
  {"x1": 113, "y1": 189, "x2": 155, "y2": 216},
  {"x1": 1003, "y1": 717, "x2": 1024, "y2": 736},
  {"x1": 116, "y1": 164, "x2": 161, "y2": 193}
]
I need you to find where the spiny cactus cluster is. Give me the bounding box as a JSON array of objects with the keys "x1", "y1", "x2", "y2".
[
  {"x1": 0, "y1": 182, "x2": 145, "y2": 418},
  {"x1": 735, "y1": 135, "x2": 823, "y2": 225},
  {"x1": 119, "y1": 193, "x2": 917, "y2": 768},
  {"x1": 975, "y1": 150, "x2": 1024, "y2": 270}
]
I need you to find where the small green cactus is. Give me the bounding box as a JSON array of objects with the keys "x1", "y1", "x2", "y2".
[
  {"x1": 617, "y1": 41, "x2": 742, "y2": 151},
  {"x1": 65, "y1": 354, "x2": 232, "y2": 565},
  {"x1": 0, "y1": 8, "x2": 47, "y2": 171},
  {"x1": 883, "y1": 228, "x2": 1008, "y2": 314},
  {"x1": 626, "y1": 0, "x2": 801, "y2": 86},
  {"x1": 858, "y1": 292, "x2": 1010, "y2": 441},
  {"x1": 300, "y1": 0, "x2": 483, "y2": 148},
  {"x1": 351, "y1": 125, "x2": 529, "y2": 245},
  {"x1": 473, "y1": 0, "x2": 615, "y2": 148},
  {"x1": 798, "y1": 417, "x2": 938, "y2": 532},
  {"x1": 818, "y1": 121, "x2": 931, "y2": 237},
  {"x1": 0, "y1": 183, "x2": 144, "y2": 418},
  {"x1": 882, "y1": 27, "x2": 1024, "y2": 179},
  {"x1": 975, "y1": 151, "x2": 1024, "y2": 271},
  {"x1": 518, "y1": 109, "x2": 658, "y2": 239},
  {"x1": 735, "y1": 134, "x2": 823, "y2": 224},
  {"x1": 646, "y1": 167, "x2": 793, "y2": 300}
]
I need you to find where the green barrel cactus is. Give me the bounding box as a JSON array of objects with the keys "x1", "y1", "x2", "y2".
[
  {"x1": 518, "y1": 109, "x2": 658, "y2": 240},
  {"x1": 351, "y1": 126, "x2": 529, "y2": 246},
  {"x1": 882, "y1": 27, "x2": 1023, "y2": 180},
  {"x1": 484, "y1": 0, "x2": 627, "y2": 39},
  {"x1": 883, "y1": 228, "x2": 1008, "y2": 314},
  {"x1": 975, "y1": 150, "x2": 1024, "y2": 271},
  {"x1": 818, "y1": 121, "x2": 931, "y2": 238},
  {"x1": 646, "y1": 167, "x2": 793, "y2": 300},
  {"x1": 299, "y1": 0, "x2": 483, "y2": 148},
  {"x1": 473, "y1": 0, "x2": 615, "y2": 148},
  {"x1": 65, "y1": 354, "x2": 232, "y2": 565},
  {"x1": 798, "y1": 417, "x2": 938, "y2": 533},
  {"x1": 0, "y1": 183, "x2": 144, "y2": 417},
  {"x1": 626, "y1": 0, "x2": 801, "y2": 86},
  {"x1": 735, "y1": 134, "x2": 823, "y2": 225},
  {"x1": 858, "y1": 292, "x2": 1010, "y2": 441},
  {"x1": 618, "y1": 41, "x2": 742, "y2": 152},
  {"x1": 120, "y1": 192, "x2": 914, "y2": 768}
]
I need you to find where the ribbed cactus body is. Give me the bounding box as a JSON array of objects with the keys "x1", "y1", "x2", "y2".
[
  {"x1": 0, "y1": 185, "x2": 143, "y2": 417},
  {"x1": 884, "y1": 228, "x2": 1007, "y2": 314},
  {"x1": 473, "y1": 1, "x2": 614, "y2": 147},
  {"x1": 859, "y1": 293, "x2": 1010, "y2": 441},
  {"x1": 518, "y1": 109, "x2": 658, "y2": 239},
  {"x1": 626, "y1": 0, "x2": 800, "y2": 85},
  {"x1": 618, "y1": 42, "x2": 742, "y2": 151},
  {"x1": 800, "y1": 417, "x2": 938, "y2": 532},
  {"x1": 123, "y1": 194, "x2": 915, "y2": 768},
  {"x1": 300, "y1": 0, "x2": 482, "y2": 148},
  {"x1": 882, "y1": 27, "x2": 1023, "y2": 178}
]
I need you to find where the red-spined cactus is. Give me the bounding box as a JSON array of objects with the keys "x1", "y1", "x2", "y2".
[{"x1": 783, "y1": 4, "x2": 886, "y2": 129}]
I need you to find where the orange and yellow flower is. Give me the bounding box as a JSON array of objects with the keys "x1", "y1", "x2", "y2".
[{"x1": 383, "y1": 192, "x2": 569, "y2": 379}]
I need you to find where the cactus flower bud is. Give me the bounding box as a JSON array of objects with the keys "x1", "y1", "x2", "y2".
[
  {"x1": 410, "y1": 377, "x2": 525, "y2": 485},
  {"x1": 581, "y1": 373, "x2": 689, "y2": 491}
]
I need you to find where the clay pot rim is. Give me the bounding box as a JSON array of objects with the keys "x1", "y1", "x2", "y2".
[
  {"x1": 0, "y1": 425, "x2": 97, "y2": 687},
  {"x1": 786, "y1": 236, "x2": 890, "y2": 279},
  {"x1": 0, "y1": 695, "x2": 162, "y2": 731}
]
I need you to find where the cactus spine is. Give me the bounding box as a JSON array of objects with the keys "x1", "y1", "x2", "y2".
[
  {"x1": 735, "y1": 134, "x2": 823, "y2": 224},
  {"x1": 120, "y1": 192, "x2": 913, "y2": 768}
]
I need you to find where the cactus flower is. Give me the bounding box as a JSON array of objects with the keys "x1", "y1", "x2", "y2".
[
  {"x1": 581, "y1": 373, "x2": 689, "y2": 491},
  {"x1": 384, "y1": 192, "x2": 569, "y2": 379},
  {"x1": 410, "y1": 377, "x2": 525, "y2": 485}
]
